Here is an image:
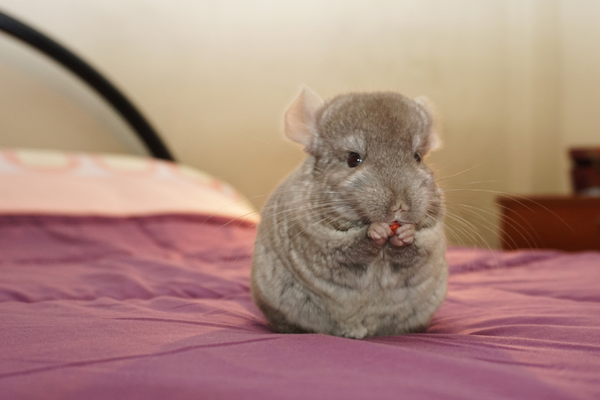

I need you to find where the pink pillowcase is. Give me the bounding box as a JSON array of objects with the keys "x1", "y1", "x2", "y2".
[{"x1": 0, "y1": 149, "x2": 258, "y2": 223}]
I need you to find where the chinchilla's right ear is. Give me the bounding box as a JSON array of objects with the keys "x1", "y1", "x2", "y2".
[
  {"x1": 284, "y1": 86, "x2": 324, "y2": 151},
  {"x1": 414, "y1": 96, "x2": 442, "y2": 155}
]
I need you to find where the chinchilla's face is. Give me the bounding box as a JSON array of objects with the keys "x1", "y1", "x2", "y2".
[{"x1": 306, "y1": 92, "x2": 443, "y2": 228}]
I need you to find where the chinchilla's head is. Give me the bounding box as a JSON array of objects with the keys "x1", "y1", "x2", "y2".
[{"x1": 284, "y1": 87, "x2": 444, "y2": 229}]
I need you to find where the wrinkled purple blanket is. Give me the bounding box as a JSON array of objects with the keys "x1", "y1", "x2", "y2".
[{"x1": 1, "y1": 214, "x2": 599, "y2": 400}]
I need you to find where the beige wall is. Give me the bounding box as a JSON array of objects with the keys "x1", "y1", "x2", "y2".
[{"x1": 0, "y1": 0, "x2": 598, "y2": 248}]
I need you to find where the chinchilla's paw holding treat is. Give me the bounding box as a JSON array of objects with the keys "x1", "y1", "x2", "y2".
[
  {"x1": 368, "y1": 222, "x2": 393, "y2": 247},
  {"x1": 389, "y1": 223, "x2": 416, "y2": 247}
]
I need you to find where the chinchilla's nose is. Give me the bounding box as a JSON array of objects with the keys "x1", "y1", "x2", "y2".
[
  {"x1": 391, "y1": 200, "x2": 410, "y2": 221},
  {"x1": 391, "y1": 201, "x2": 408, "y2": 213}
]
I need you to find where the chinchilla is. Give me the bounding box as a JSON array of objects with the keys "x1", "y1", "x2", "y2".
[{"x1": 251, "y1": 87, "x2": 447, "y2": 339}]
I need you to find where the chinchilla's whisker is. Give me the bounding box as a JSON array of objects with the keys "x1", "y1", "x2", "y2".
[
  {"x1": 452, "y1": 202, "x2": 538, "y2": 251},
  {"x1": 444, "y1": 211, "x2": 499, "y2": 267},
  {"x1": 441, "y1": 220, "x2": 469, "y2": 248},
  {"x1": 255, "y1": 198, "x2": 350, "y2": 217},
  {"x1": 443, "y1": 205, "x2": 495, "y2": 249},
  {"x1": 443, "y1": 222, "x2": 475, "y2": 248},
  {"x1": 450, "y1": 206, "x2": 519, "y2": 254},
  {"x1": 234, "y1": 207, "x2": 332, "y2": 259},
  {"x1": 433, "y1": 162, "x2": 490, "y2": 184},
  {"x1": 199, "y1": 199, "x2": 260, "y2": 228},
  {"x1": 195, "y1": 187, "x2": 337, "y2": 229},
  {"x1": 272, "y1": 214, "x2": 339, "y2": 262},
  {"x1": 225, "y1": 202, "x2": 342, "y2": 253},
  {"x1": 443, "y1": 188, "x2": 567, "y2": 249},
  {"x1": 459, "y1": 180, "x2": 501, "y2": 186},
  {"x1": 216, "y1": 210, "x2": 260, "y2": 230},
  {"x1": 444, "y1": 187, "x2": 573, "y2": 250},
  {"x1": 492, "y1": 202, "x2": 546, "y2": 246},
  {"x1": 443, "y1": 210, "x2": 488, "y2": 248},
  {"x1": 447, "y1": 189, "x2": 573, "y2": 232},
  {"x1": 267, "y1": 200, "x2": 354, "y2": 218}
]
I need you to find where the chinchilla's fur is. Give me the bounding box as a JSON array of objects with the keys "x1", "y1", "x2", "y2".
[{"x1": 251, "y1": 88, "x2": 447, "y2": 339}]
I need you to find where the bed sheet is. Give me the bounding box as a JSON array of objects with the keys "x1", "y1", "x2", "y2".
[{"x1": 1, "y1": 214, "x2": 599, "y2": 400}]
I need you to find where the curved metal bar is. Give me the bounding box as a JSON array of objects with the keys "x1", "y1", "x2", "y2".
[{"x1": 0, "y1": 10, "x2": 175, "y2": 161}]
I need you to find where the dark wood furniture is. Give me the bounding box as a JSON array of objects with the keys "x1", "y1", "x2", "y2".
[{"x1": 496, "y1": 195, "x2": 600, "y2": 252}]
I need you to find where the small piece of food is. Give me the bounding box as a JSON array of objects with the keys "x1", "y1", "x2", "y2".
[{"x1": 389, "y1": 221, "x2": 401, "y2": 234}]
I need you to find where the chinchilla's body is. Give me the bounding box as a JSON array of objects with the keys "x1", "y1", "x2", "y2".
[{"x1": 251, "y1": 88, "x2": 447, "y2": 339}]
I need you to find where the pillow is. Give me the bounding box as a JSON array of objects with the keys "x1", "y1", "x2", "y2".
[{"x1": 0, "y1": 148, "x2": 258, "y2": 223}]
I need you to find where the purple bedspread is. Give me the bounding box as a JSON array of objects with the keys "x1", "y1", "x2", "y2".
[{"x1": 1, "y1": 214, "x2": 599, "y2": 400}]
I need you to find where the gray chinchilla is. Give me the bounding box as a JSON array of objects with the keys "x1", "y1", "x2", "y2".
[{"x1": 251, "y1": 87, "x2": 447, "y2": 339}]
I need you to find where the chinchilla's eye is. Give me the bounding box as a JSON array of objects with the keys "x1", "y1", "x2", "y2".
[
  {"x1": 414, "y1": 152, "x2": 422, "y2": 163},
  {"x1": 347, "y1": 152, "x2": 363, "y2": 168}
]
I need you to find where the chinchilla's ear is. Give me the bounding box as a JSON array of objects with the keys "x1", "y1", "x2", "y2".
[
  {"x1": 414, "y1": 96, "x2": 442, "y2": 155},
  {"x1": 284, "y1": 86, "x2": 324, "y2": 150}
]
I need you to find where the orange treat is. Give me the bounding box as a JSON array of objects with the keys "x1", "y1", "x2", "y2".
[{"x1": 389, "y1": 221, "x2": 401, "y2": 234}]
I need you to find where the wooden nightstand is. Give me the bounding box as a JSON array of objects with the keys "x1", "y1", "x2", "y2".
[{"x1": 496, "y1": 195, "x2": 600, "y2": 252}]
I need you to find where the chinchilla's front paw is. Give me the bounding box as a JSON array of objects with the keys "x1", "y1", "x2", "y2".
[
  {"x1": 389, "y1": 224, "x2": 415, "y2": 247},
  {"x1": 367, "y1": 222, "x2": 393, "y2": 247}
]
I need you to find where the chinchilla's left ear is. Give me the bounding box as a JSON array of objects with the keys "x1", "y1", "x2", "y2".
[
  {"x1": 284, "y1": 86, "x2": 324, "y2": 151},
  {"x1": 414, "y1": 96, "x2": 442, "y2": 155}
]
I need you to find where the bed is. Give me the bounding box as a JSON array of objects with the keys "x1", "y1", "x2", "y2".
[
  {"x1": 0, "y1": 148, "x2": 599, "y2": 400},
  {"x1": 1, "y1": 11, "x2": 599, "y2": 400}
]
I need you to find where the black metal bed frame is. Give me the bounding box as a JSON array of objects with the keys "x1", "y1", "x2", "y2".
[{"x1": 0, "y1": 9, "x2": 175, "y2": 161}]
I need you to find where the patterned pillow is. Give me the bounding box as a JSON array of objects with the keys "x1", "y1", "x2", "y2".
[{"x1": 0, "y1": 148, "x2": 258, "y2": 223}]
